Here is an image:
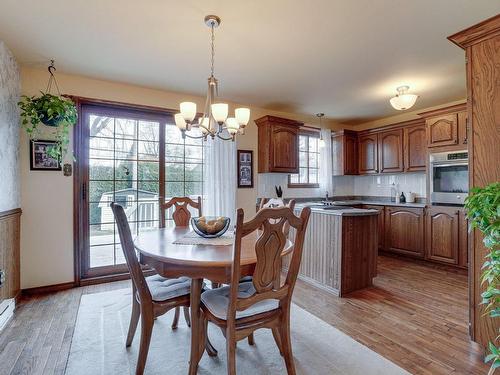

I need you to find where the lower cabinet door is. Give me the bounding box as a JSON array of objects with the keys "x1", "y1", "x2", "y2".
[
  {"x1": 385, "y1": 206, "x2": 425, "y2": 258},
  {"x1": 425, "y1": 206, "x2": 460, "y2": 265}
]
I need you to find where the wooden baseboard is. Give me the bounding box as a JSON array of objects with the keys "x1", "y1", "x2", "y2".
[
  {"x1": 21, "y1": 270, "x2": 154, "y2": 295},
  {"x1": 22, "y1": 281, "x2": 76, "y2": 296},
  {"x1": 79, "y1": 269, "x2": 155, "y2": 287}
]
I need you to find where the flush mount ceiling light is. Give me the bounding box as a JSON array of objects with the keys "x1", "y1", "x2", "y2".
[
  {"x1": 389, "y1": 85, "x2": 419, "y2": 111},
  {"x1": 175, "y1": 15, "x2": 250, "y2": 141}
]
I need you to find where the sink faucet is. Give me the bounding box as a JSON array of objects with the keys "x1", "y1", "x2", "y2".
[{"x1": 325, "y1": 191, "x2": 329, "y2": 201}]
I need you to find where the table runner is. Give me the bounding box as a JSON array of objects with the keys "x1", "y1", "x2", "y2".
[{"x1": 173, "y1": 230, "x2": 234, "y2": 246}]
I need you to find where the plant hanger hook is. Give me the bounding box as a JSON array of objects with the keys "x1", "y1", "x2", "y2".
[
  {"x1": 48, "y1": 59, "x2": 56, "y2": 76},
  {"x1": 45, "y1": 59, "x2": 61, "y2": 96}
]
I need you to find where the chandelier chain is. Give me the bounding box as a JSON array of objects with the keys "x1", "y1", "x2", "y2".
[{"x1": 210, "y1": 22, "x2": 215, "y2": 77}]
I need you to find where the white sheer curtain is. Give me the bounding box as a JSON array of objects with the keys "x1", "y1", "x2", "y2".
[
  {"x1": 319, "y1": 128, "x2": 333, "y2": 196},
  {"x1": 203, "y1": 137, "x2": 237, "y2": 223}
]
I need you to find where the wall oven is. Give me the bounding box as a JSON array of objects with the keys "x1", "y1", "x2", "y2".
[{"x1": 430, "y1": 150, "x2": 468, "y2": 205}]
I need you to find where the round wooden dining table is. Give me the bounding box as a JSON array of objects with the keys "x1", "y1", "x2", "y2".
[{"x1": 134, "y1": 226, "x2": 294, "y2": 375}]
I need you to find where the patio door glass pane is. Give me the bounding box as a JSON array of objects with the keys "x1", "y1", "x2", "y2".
[{"x1": 87, "y1": 111, "x2": 161, "y2": 271}]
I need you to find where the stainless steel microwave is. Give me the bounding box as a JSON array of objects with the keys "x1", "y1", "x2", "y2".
[{"x1": 429, "y1": 150, "x2": 469, "y2": 205}]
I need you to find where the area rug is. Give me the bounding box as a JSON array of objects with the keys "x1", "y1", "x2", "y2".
[{"x1": 66, "y1": 288, "x2": 409, "y2": 375}]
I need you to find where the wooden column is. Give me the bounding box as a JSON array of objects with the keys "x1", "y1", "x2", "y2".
[{"x1": 448, "y1": 14, "x2": 500, "y2": 348}]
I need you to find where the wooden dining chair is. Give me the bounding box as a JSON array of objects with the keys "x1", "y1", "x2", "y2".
[
  {"x1": 200, "y1": 205, "x2": 311, "y2": 375},
  {"x1": 159, "y1": 196, "x2": 202, "y2": 228},
  {"x1": 159, "y1": 196, "x2": 202, "y2": 328},
  {"x1": 111, "y1": 202, "x2": 193, "y2": 375}
]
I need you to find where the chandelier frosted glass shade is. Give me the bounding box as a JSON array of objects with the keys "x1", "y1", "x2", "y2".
[
  {"x1": 174, "y1": 113, "x2": 187, "y2": 130},
  {"x1": 225, "y1": 117, "x2": 240, "y2": 134},
  {"x1": 211, "y1": 103, "x2": 229, "y2": 123},
  {"x1": 390, "y1": 86, "x2": 419, "y2": 111},
  {"x1": 235, "y1": 107, "x2": 250, "y2": 126},
  {"x1": 180, "y1": 102, "x2": 197, "y2": 122}
]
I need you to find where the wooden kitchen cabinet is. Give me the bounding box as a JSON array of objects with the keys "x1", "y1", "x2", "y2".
[
  {"x1": 404, "y1": 124, "x2": 427, "y2": 172},
  {"x1": 419, "y1": 104, "x2": 468, "y2": 151},
  {"x1": 332, "y1": 130, "x2": 358, "y2": 175},
  {"x1": 255, "y1": 115, "x2": 302, "y2": 173},
  {"x1": 358, "y1": 133, "x2": 378, "y2": 174},
  {"x1": 426, "y1": 113, "x2": 459, "y2": 148},
  {"x1": 384, "y1": 206, "x2": 425, "y2": 258},
  {"x1": 378, "y1": 129, "x2": 404, "y2": 173},
  {"x1": 425, "y1": 206, "x2": 459, "y2": 265}
]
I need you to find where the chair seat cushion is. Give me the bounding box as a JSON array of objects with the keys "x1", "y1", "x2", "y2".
[
  {"x1": 146, "y1": 274, "x2": 191, "y2": 302},
  {"x1": 201, "y1": 281, "x2": 279, "y2": 320}
]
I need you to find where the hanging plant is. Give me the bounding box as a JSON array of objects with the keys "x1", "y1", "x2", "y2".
[{"x1": 18, "y1": 61, "x2": 77, "y2": 159}]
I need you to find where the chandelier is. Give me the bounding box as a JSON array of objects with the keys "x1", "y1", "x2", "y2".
[
  {"x1": 389, "y1": 85, "x2": 419, "y2": 111},
  {"x1": 174, "y1": 15, "x2": 250, "y2": 141}
]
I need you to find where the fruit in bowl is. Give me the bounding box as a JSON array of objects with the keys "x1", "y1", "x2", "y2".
[{"x1": 191, "y1": 216, "x2": 231, "y2": 238}]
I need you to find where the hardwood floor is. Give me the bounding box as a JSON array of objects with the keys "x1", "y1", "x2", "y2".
[
  {"x1": 293, "y1": 256, "x2": 487, "y2": 375},
  {"x1": 0, "y1": 256, "x2": 487, "y2": 375}
]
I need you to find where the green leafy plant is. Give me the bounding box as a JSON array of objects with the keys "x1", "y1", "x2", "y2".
[
  {"x1": 465, "y1": 182, "x2": 500, "y2": 373},
  {"x1": 18, "y1": 92, "x2": 77, "y2": 159}
]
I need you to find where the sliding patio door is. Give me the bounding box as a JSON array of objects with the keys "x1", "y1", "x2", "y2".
[{"x1": 75, "y1": 101, "x2": 204, "y2": 280}]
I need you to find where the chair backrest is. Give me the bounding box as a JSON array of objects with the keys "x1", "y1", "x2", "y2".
[
  {"x1": 258, "y1": 199, "x2": 295, "y2": 237},
  {"x1": 159, "y1": 196, "x2": 202, "y2": 228},
  {"x1": 227, "y1": 205, "x2": 311, "y2": 321},
  {"x1": 110, "y1": 202, "x2": 152, "y2": 304}
]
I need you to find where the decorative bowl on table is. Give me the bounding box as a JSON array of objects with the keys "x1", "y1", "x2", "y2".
[{"x1": 191, "y1": 216, "x2": 231, "y2": 238}]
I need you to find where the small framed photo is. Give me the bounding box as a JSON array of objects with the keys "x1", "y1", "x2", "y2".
[
  {"x1": 30, "y1": 140, "x2": 61, "y2": 171},
  {"x1": 237, "y1": 149, "x2": 253, "y2": 188}
]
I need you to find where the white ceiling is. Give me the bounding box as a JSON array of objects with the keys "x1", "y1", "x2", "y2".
[{"x1": 0, "y1": 1, "x2": 499, "y2": 124}]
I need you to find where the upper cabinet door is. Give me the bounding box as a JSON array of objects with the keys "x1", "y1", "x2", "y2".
[
  {"x1": 378, "y1": 129, "x2": 404, "y2": 173},
  {"x1": 358, "y1": 134, "x2": 378, "y2": 174},
  {"x1": 426, "y1": 114, "x2": 458, "y2": 147},
  {"x1": 404, "y1": 124, "x2": 426, "y2": 172},
  {"x1": 256, "y1": 115, "x2": 302, "y2": 173},
  {"x1": 344, "y1": 133, "x2": 358, "y2": 175},
  {"x1": 271, "y1": 125, "x2": 299, "y2": 171}
]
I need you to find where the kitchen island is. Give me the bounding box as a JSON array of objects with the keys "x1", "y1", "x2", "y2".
[{"x1": 286, "y1": 204, "x2": 379, "y2": 297}]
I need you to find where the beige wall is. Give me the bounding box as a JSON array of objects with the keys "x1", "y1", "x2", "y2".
[
  {"x1": 19, "y1": 66, "x2": 347, "y2": 289},
  {"x1": 353, "y1": 99, "x2": 466, "y2": 131}
]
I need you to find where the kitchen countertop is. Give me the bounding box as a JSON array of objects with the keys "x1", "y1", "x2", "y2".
[
  {"x1": 331, "y1": 200, "x2": 427, "y2": 208},
  {"x1": 295, "y1": 203, "x2": 380, "y2": 216}
]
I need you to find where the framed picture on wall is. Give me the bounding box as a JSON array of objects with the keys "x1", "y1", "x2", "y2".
[
  {"x1": 30, "y1": 140, "x2": 61, "y2": 171},
  {"x1": 237, "y1": 149, "x2": 253, "y2": 188}
]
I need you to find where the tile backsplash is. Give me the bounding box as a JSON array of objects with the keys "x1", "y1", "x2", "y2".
[
  {"x1": 334, "y1": 173, "x2": 426, "y2": 198},
  {"x1": 258, "y1": 172, "x2": 426, "y2": 200}
]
